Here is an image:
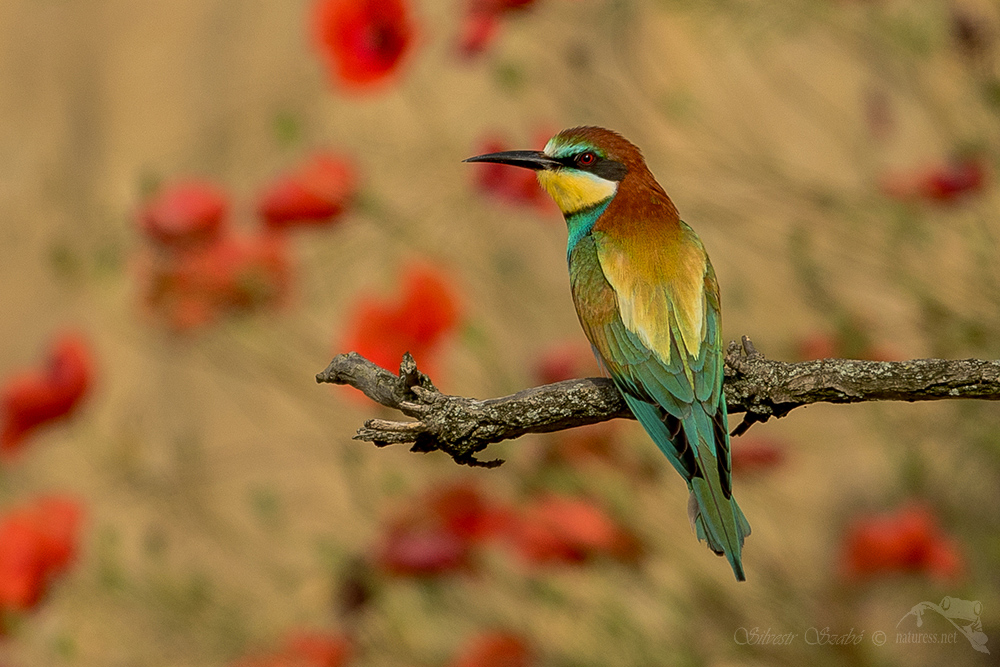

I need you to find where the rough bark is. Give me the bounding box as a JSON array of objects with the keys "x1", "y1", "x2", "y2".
[{"x1": 315, "y1": 337, "x2": 1000, "y2": 467}]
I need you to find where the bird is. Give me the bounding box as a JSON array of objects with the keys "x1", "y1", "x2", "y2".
[{"x1": 465, "y1": 126, "x2": 751, "y2": 580}]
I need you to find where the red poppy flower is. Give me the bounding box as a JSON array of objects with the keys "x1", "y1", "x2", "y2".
[
  {"x1": 508, "y1": 494, "x2": 642, "y2": 565},
  {"x1": 730, "y1": 437, "x2": 786, "y2": 473},
  {"x1": 427, "y1": 481, "x2": 515, "y2": 543},
  {"x1": 341, "y1": 263, "x2": 460, "y2": 377},
  {"x1": 542, "y1": 422, "x2": 631, "y2": 471},
  {"x1": 0, "y1": 496, "x2": 83, "y2": 612},
  {"x1": 879, "y1": 157, "x2": 987, "y2": 204},
  {"x1": 313, "y1": 0, "x2": 416, "y2": 90},
  {"x1": 923, "y1": 159, "x2": 987, "y2": 201},
  {"x1": 795, "y1": 332, "x2": 838, "y2": 361},
  {"x1": 447, "y1": 631, "x2": 534, "y2": 667},
  {"x1": 795, "y1": 323, "x2": 899, "y2": 362},
  {"x1": 142, "y1": 234, "x2": 292, "y2": 332},
  {"x1": 230, "y1": 631, "x2": 352, "y2": 667},
  {"x1": 139, "y1": 181, "x2": 228, "y2": 249},
  {"x1": 2, "y1": 333, "x2": 94, "y2": 456},
  {"x1": 457, "y1": 0, "x2": 538, "y2": 58},
  {"x1": 376, "y1": 526, "x2": 471, "y2": 577},
  {"x1": 202, "y1": 234, "x2": 292, "y2": 311},
  {"x1": 471, "y1": 137, "x2": 555, "y2": 214},
  {"x1": 374, "y1": 481, "x2": 514, "y2": 577},
  {"x1": 259, "y1": 154, "x2": 358, "y2": 230},
  {"x1": 457, "y1": 11, "x2": 500, "y2": 58},
  {"x1": 841, "y1": 502, "x2": 964, "y2": 582},
  {"x1": 285, "y1": 633, "x2": 352, "y2": 667},
  {"x1": 533, "y1": 342, "x2": 598, "y2": 385}
]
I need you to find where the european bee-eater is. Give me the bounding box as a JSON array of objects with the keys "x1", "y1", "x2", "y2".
[{"x1": 466, "y1": 127, "x2": 751, "y2": 580}]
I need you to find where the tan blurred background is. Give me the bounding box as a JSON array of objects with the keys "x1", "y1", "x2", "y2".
[{"x1": 1, "y1": 0, "x2": 999, "y2": 665}]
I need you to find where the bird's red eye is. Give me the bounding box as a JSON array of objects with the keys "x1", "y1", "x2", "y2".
[{"x1": 577, "y1": 152, "x2": 597, "y2": 166}]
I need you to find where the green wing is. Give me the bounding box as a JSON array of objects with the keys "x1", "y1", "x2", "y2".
[{"x1": 575, "y1": 230, "x2": 750, "y2": 580}]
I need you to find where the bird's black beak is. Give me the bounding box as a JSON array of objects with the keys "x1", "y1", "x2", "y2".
[{"x1": 463, "y1": 150, "x2": 561, "y2": 171}]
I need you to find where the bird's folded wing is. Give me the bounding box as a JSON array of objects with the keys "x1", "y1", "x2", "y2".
[{"x1": 590, "y1": 224, "x2": 724, "y2": 413}]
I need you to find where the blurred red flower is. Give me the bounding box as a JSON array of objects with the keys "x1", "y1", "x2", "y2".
[
  {"x1": 139, "y1": 181, "x2": 228, "y2": 249},
  {"x1": 341, "y1": 263, "x2": 460, "y2": 376},
  {"x1": 0, "y1": 496, "x2": 83, "y2": 613},
  {"x1": 879, "y1": 157, "x2": 987, "y2": 204},
  {"x1": 374, "y1": 481, "x2": 514, "y2": 577},
  {"x1": 1, "y1": 333, "x2": 94, "y2": 457},
  {"x1": 471, "y1": 135, "x2": 557, "y2": 214},
  {"x1": 731, "y1": 437, "x2": 786, "y2": 474},
  {"x1": 447, "y1": 631, "x2": 534, "y2": 667},
  {"x1": 427, "y1": 481, "x2": 515, "y2": 543},
  {"x1": 533, "y1": 342, "x2": 598, "y2": 385},
  {"x1": 374, "y1": 483, "x2": 641, "y2": 575},
  {"x1": 457, "y1": 11, "x2": 499, "y2": 58},
  {"x1": 376, "y1": 526, "x2": 471, "y2": 577},
  {"x1": 795, "y1": 324, "x2": 900, "y2": 362},
  {"x1": 541, "y1": 422, "x2": 632, "y2": 472},
  {"x1": 841, "y1": 501, "x2": 964, "y2": 582},
  {"x1": 923, "y1": 159, "x2": 987, "y2": 201},
  {"x1": 458, "y1": 0, "x2": 538, "y2": 58},
  {"x1": 142, "y1": 234, "x2": 292, "y2": 332},
  {"x1": 231, "y1": 631, "x2": 352, "y2": 667},
  {"x1": 795, "y1": 332, "x2": 838, "y2": 361},
  {"x1": 508, "y1": 494, "x2": 642, "y2": 565},
  {"x1": 259, "y1": 154, "x2": 358, "y2": 230},
  {"x1": 313, "y1": 0, "x2": 416, "y2": 90}
]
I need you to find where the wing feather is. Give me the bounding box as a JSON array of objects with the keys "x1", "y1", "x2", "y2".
[{"x1": 568, "y1": 218, "x2": 748, "y2": 580}]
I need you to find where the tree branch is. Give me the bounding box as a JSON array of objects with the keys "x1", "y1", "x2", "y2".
[{"x1": 316, "y1": 337, "x2": 1000, "y2": 467}]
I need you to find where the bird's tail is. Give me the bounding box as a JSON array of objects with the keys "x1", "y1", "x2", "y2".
[
  {"x1": 622, "y1": 392, "x2": 751, "y2": 581},
  {"x1": 688, "y1": 478, "x2": 751, "y2": 581},
  {"x1": 684, "y1": 406, "x2": 751, "y2": 581}
]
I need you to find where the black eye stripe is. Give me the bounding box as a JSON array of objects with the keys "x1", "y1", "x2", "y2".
[
  {"x1": 554, "y1": 154, "x2": 629, "y2": 182},
  {"x1": 593, "y1": 159, "x2": 628, "y2": 181}
]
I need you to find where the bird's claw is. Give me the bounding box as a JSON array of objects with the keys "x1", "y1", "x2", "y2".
[
  {"x1": 725, "y1": 335, "x2": 763, "y2": 375},
  {"x1": 740, "y1": 335, "x2": 762, "y2": 359}
]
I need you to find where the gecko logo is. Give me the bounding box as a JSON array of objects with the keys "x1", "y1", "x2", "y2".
[{"x1": 896, "y1": 597, "x2": 989, "y2": 654}]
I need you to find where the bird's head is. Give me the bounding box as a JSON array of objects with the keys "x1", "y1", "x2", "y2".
[{"x1": 465, "y1": 126, "x2": 648, "y2": 217}]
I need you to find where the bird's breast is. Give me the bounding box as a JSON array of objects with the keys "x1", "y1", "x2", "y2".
[{"x1": 568, "y1": 235, "x2": 620, "y2": 342}]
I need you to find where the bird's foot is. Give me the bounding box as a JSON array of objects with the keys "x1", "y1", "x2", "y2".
[
  {"x1": 724, "y1": 336, "x2": 782, "y2": 436},
  {"x1": 725, "y1": 335, "x2": 764, "y2": 375}
]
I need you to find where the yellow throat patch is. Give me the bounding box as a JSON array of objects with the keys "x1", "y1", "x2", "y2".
[{"x1": 536, "y1": 169, "x2": 618, "y2": 215}]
